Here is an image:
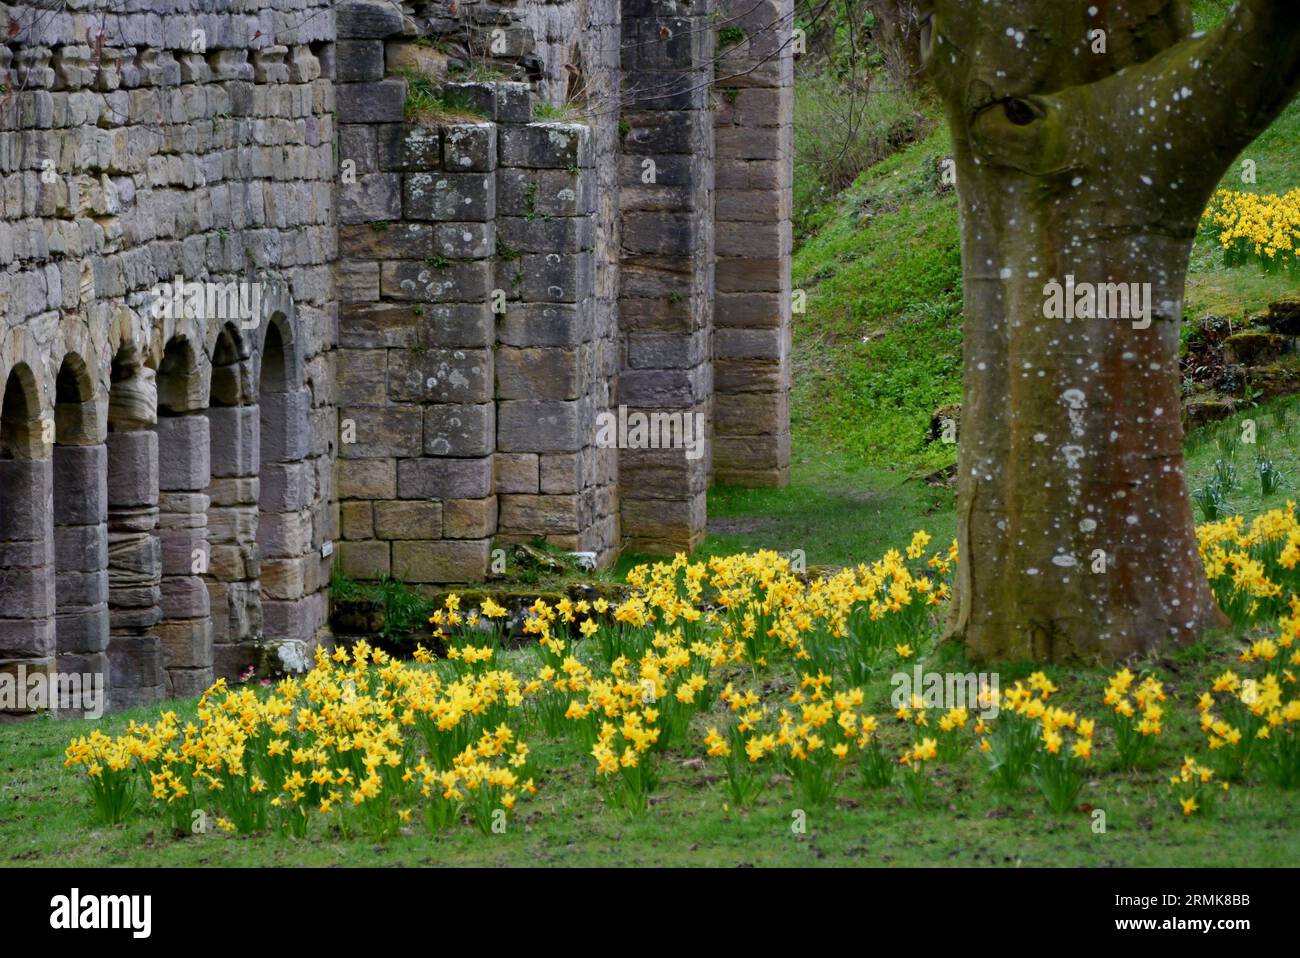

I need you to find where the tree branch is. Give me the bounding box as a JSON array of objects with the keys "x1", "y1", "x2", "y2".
[
  {"x1": 922, "y1": 0, "x2": 1191, "y2": 106},
  {"x1": 1083, "y1": 0, "x2": 1300, "y2": 218},
  {"x1": 925, "y1": 1, "x2": 1300, "y2": 226},
  {"x1": 1173, "y1": 0, "x2": 1300, "y2": 157}
]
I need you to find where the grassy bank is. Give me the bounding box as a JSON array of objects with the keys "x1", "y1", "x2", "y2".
[{"x1": 792, "y1": 125, "x2": 962, "y2": 475}]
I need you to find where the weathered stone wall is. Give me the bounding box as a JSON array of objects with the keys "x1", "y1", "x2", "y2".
[
  {"x1": 328, "y1": 0, "x2": 792, "y2": 569},
  {"x1": 333, "y1": 1, "x2": 499, "y2": 586},
  {"x1": 0, "y1": 0, "x2": 795, "y2": 711},
  {"x1": 333, "y1": 1, "x2": 616, "y2": 584},
  {"x1": 0, "y1": 0, "x2": 336, "y2": 711}
]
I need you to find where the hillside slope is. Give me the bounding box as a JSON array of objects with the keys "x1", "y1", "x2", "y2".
[{"x1": 792, "y1": 123, "x2": 961, "y2": 474}]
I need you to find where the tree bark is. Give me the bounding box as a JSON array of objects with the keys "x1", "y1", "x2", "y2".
[{"x1": 921, "y1": 0, "x2": 1300, "y2": 662}]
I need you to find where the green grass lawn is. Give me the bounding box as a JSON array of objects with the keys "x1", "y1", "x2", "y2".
[
  {"x1": 703, "y1": 454, "x2": 953, "y2": 567},
  {"x1": 3, "y1": 624, "x2": 1297, "y2": 867},
  {"x1": 617, "y1": 445, "x2": 954, "y2": 577}
]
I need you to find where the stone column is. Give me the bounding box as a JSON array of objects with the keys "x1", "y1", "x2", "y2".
[
  {"x1": 258, "y1": 385, "x2": 315, "y2": 669},
  {"x1": 154, "y1": 413, "x2": 213, "y2": 697},
  {"x1": 52, "y1": 442, "x2": 110, "y2": 715},
  {"x1": 333, "y1": 17, "x2": 410, "y2": 583},
  {"x1": 205, "y1": 402, "x2": 261, "y2": 682},
  {"x1": 711, "y1": 0, "x2": 794, "y2": 486},
  {"x1": 618, "y1": 0, "x2": 715, "y2": 553},
  {"x1": 334, "y1": 12, "x2": 499, "y2": 586},
  {"x1": 386, "y1": 107, "x2": 498, "y2": 584},
  {"x1": 106, "y1": 368, "x2": 164, "y2": 709},
  {"x1": 0, "y1": 450, "x2": 55, "y2": 715},
  {"x1": 495, "y1": 112, "x2": 610, "y2": 558},
  {"x1": 582, "y1": 0, "x2": 626, "y2": 568}
]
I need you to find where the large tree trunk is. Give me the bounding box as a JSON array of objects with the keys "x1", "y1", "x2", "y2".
[{"x1": 920, "y1": 0, "x2": 1300, "y2": 662}]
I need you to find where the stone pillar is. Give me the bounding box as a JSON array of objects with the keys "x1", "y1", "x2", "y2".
[
  {"x1": 154, "y1": 414, "x2": 213, "y2": 697},
  {"x1": 618, "y1": 0, "x2": 715, "y2": 553},
  {"x1": 258, "y1": 385, "x2": 315, "y2": 669},
  {"x1": 205, "y1": 403, "x2": 261, "y2": 682},
  {"x1": 582, "y1": 0, "x2": 626, "y2": 567},
  {"x1": 334, "y1": 10, "x2": 499, "y2": 586},
  {"x1": 712, "y1": 0, "x2": 793, "y2": 486},
  {"x1": 0, "y1": 451, "x2": 55, "y2": 715},
  {"x1": 386, "y1": 107, "x2": 498, "y2": 584},
  {"x1": 333, "y1": 41, "x2": 407, "y2": 583},
  {"x1": 495, "y1": 112, "x2": 610, "y2": 559},
  {"x1": 105, "y1": 373, "x2": 164, "y2": 709},
  {"x1": 52, "y1": 443, "x2": 110, "y2": 715}
]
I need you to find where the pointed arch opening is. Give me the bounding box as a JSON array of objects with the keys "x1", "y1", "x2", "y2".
[
  {"x1": 155, "y1": 337, "x2": 214, "y2": 697},
  {"x1": 0, "y1": 364, "x2": 55, "y2": 713},
  {"x1": 205, "y1": 323, "x2": 261, "y2": 681}
]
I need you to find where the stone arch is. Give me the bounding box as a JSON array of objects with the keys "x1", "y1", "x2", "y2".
[
  {"x1": 53, "y1": 354, "x2": 101, "y2": 444},
  {"x1": 1, "y1": 362, "x2": 45, "y2": 456},
  {"x1": 204, "y1": 322, "x2": 261, "y2": 681},
  {"x1": 51, "y1": 354, "x2": 110, "y2": 715},
  {"x1": 253, "y1": 293, "x2": 304, "y2": 394},
  {"x1": 0, "y1": 362, "x2": 55, "y2": 713},
  {"x1": 208, "y1": 321, "x2": 255, "y2": 408},
  {"x1": 52, "y1": 312, "x2": 111, "y2": 442},
  {"x1": 157, "y1": 336, "x2": 205, "y2": 414},
  {"x1": 105, "y1": 344, "x2": 164, "y2": 709},
  {"x1": 256, "y1": 311, "x2": 315, "y2": 673},
  {"x1": 260, "y1": 318, "x2": 292, "y2": 393},
  {"x1": 154, "y1": 337, "x2": 214, "y2": 697}
]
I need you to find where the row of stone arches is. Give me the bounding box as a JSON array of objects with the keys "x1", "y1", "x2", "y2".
[{"x1": 0, "y1": 297, "x2": 314, "y2": 714}]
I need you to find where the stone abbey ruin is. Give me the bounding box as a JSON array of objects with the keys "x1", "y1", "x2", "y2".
[{"x1": 0, "y1": 0, "x2": 794, "y2": 710}]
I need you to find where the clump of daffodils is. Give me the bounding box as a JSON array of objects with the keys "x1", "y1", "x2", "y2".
[
  {"x1": 1199, "y1": 668, "x2": 1278, "y2": 780},
  {"x1": 702, "y1": 684, "x2": 771, "y2": 809},
  {"x1": 897, "y1": 736, "x2": 939, "y2": 808},
  {"x1": 701, "y1": 674, "x2": 874, "y2": 809},
  {"x1": 1033, "y1": 705, "x2": 1095, "y2": 814},
  {"x1": 1169, "y1": 755, "x2": 1227, "y2": 818},
  {"x1": 1104, "y1": 668, "x2": 1166, "y2": 769},
  {"x1": 1201, "y1": 189, "x2": 1300, "y2": 273},
  {"x1": 976, "y1": 674, "x2": 1054, "y2": 792},
  {"x1": 775, "y1": 673, "x2": 872, "y2": 806},
  {"x1": 591, "y1": 712, "x2": 661, "y2": 815},
  {"x1": 563, "y1": 628, "x2": 725, "y2": 813},
  {"x1": 1197, "y1": 506, "x2": 1299, "y2": 625},
  {"x1": 65, "y1": 642, "x2": 538, "y2": 839},
  {"x1": 972, "y1": 672, "x2": 1096, "y2": 811},
  {"x1": 66, "y1": 716, "x2": 177, "y2": 826},
  {"x1": 1200, "y1": 633, "x2": 1300, "y2": 788}
]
